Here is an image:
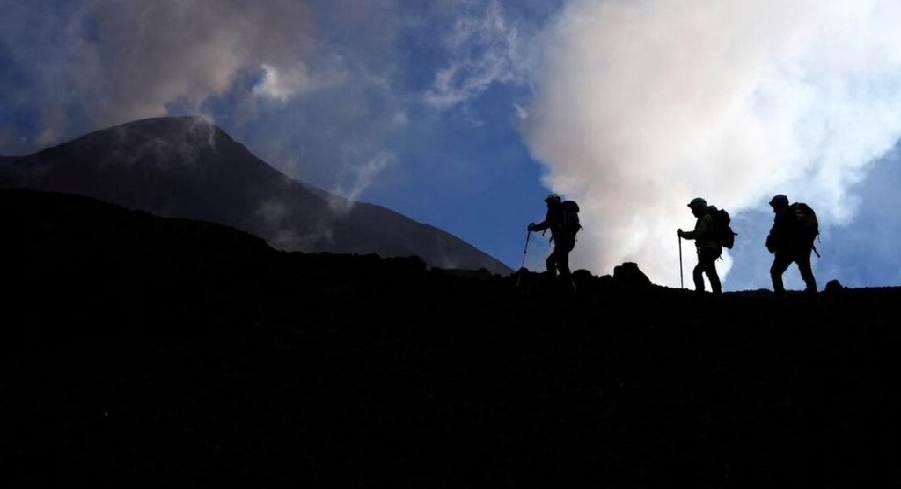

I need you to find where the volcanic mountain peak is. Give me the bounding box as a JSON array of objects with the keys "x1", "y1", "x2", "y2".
[
  {"x1": 36, "y1": 116, "x2": 250, "y2": 172},
  {"x1": 0, "y1": 116, "x2": 512, "y2": 275}
]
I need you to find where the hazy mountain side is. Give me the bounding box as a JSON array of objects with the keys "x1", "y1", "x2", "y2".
[
  {"x1": 4, "y1": 186, "x2": 901, "y2": 486},
  {"x1": 334, "y1": 202, "x2": 512, "y2": 272},
  {"x1": 0, "y1": 116, "x2": 511, "y2": 274}
]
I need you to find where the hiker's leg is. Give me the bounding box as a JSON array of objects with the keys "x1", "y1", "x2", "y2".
[
  {"x1": 708, "y1": 273, "x2": 722, "y2": 294},
  {"x1": 556, "y1": 238, "x2": 577, "y2": 292},
  {"x1": 557, "y1": 252, "x2": 571, "y2": 280},
  {"x1": 770, "y1": 252, "x2": 791, "y2": 295},
  {"x1": 700, "y1": 248, "x2": 722, "y2": 295},
  {"x1": 796, "y1": 249, "x2": 817, "y2": 293},
  {"x1": 557, "y1": 254, "x2": 575, "y2": 292},
  {"x1": 692, "y1": 255, "x2": 706, "y2": 292},
  {"x1": 555, "y1": 237, "x2": 575, "y2": 279},
  {"x1": 545, "y1": 252, "x2": 557, "y2": 276}
]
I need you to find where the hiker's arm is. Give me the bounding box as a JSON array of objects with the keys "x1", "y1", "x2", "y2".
[
  {"x1": 765, "y1": 231, "x2": 777, "y2": 253},
  {"x1": 529, "y1": 210, "x2": 552, "y2": 232},
  {"x1": 772, "y1": 210, "x2": 792, "y2": 235},
  {"x1": 529, "y1": 220, "x2": 549, "y2": 232},
  {"x1": 680, "y1": 214, "x2": 712, "y2": 240},
  {"x1": 766, "y1": 212, "x2": 790, "y2": 250}
]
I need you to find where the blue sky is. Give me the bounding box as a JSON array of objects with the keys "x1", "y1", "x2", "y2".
[{"x1": 2, "y1": 0, "x2": 901, "y2": 292}]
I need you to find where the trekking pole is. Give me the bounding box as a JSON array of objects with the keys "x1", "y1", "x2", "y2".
[
  {"x1": 678, "y1": 232, "x2": 684, "y2": 289},
  {"x1": 515, "y1": 230, "x2": 531, "y2": 288}
]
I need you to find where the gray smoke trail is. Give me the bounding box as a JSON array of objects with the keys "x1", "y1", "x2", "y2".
[
  {"x1": 0, "y1": 0, "x2": 408, "y2": 202},
  {"x1": 0, "y1": 1, "x2": 314, "y2": 146},
  {"x1": 522, "y1": 0, "x2": 901, "y2": 287}
]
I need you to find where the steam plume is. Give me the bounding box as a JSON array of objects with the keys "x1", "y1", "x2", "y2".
[{"x1": 523, "y1": 0, "x2": 901, "y2": 287}]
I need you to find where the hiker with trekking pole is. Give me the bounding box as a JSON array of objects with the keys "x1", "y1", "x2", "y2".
[
  {"x1": 526, "y1": 193, "x2": 582, "y2": 292},
  {"x1": 677, "y1": 197, "x2": 723, "y2": 295}
]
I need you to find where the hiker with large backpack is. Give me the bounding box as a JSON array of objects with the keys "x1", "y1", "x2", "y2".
[
  {"x1": 677, "y1": 197, "x2": 723, "y2": 295},
  {"x1": 765, "y1": 194, "x2": 818, "y2": 299},
  {"x1": 528, "y1": 193, "x2": 581, "y2": 291}
]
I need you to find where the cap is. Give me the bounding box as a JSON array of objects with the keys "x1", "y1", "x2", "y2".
[
  {"x1": 545, "y1": 193, "x2": 561, "y2": 203},
  {"x1": 687, "y1": 197, "x2": 707, "y2": 208},
  {"x1": 769, "y1": 194, "x2": 788, "y2": 206}
]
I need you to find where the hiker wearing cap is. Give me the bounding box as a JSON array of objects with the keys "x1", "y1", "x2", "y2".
[
  {"x1": 528, "y1": 193, "x2": 578, "y2": 290},
  {"x1": 765, "y1": 194, "x2": 817, "y2": 298},
  {"x1": 677, "y1": 197, "x2": 723, "y2": 295}
]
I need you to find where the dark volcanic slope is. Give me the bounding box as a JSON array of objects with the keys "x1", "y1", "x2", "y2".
[
  {"x1": 0, "y1": 116, "x2": 510, "y2": 274},
  {"x1": 4, "y1": 188, "x2": 901, "y2": 487}
]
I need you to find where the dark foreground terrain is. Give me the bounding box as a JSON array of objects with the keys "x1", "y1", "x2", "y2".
[{"x1": 3, "y1": 188, "x2": 901, "y2": 487}]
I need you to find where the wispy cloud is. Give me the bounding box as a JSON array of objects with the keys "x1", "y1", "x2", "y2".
[
  {"x1": 423, "y1": 0, "x2": 525, "y2": 109},
  {"x1": 331, "y1": 152, "x2": 396, "y2": 212}
]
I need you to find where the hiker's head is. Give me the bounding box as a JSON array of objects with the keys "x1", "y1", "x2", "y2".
[
  {"x1": 545, "y1": 193, "x2": 561, "y2": 206},
  {"x1": 769, "y1": 194, "x2": 788, "y2": 210},
  {"x1": 687, "y1": 197, "x2": 707, "y2": 216}
]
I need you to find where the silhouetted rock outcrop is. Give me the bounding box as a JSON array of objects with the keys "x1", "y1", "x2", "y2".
[{"x1": 613, "y1": 261, "x2": 653, "y2": 289}]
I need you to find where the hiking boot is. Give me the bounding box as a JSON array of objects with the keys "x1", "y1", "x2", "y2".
[{"x1": 773, "y1": 289, "x2": 787, "y2": 303}]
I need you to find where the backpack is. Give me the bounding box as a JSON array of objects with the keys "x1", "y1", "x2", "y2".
[
  {"x1": 561, "y1": 200, "x2": 582, "y2": 236},
  {"x1": 789, "y1": 202, "x2": 819, "y2": 247},
  {"x1": 712, "y1": 208, "x2": 737, "y2": 248}
]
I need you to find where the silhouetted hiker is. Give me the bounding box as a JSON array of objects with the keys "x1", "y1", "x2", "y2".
[
  {"x1": 765, "y1": 194, "x2": 818, "y2": 299},
  {"x1": 677, "y1": 197, "x2": 723, "y2": 295},
  {"x1": 528, "y1": 193, "x2": 579, "y2": 291}
]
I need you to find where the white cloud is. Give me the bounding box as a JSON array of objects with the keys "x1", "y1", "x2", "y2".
[
  {"x1": 1, "y1": 0, "x2": 315, "y2": 141},
  {"x1": 523, "y1": 0, "x2": 901, "y2": 287}
]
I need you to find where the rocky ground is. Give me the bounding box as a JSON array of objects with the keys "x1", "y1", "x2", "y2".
[{"x1": 3, "y1": 188, "x2": 901, "y2": 487}]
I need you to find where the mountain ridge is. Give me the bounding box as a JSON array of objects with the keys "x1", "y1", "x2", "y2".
[{"x1": 0, "y1": 116, "x2": 511, "y2": 274}]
